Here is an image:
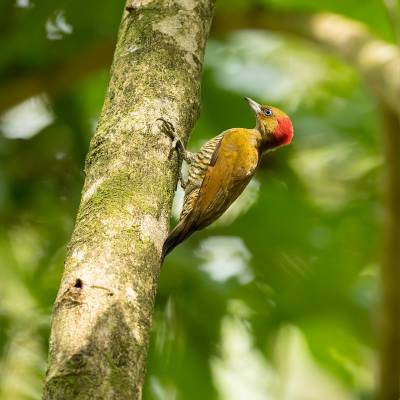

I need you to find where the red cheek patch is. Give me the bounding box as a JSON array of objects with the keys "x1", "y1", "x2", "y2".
[{"x1": 274, "y1": 116, "x2": 293, "y2": 146}]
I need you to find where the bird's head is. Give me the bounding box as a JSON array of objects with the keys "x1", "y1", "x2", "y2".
[{"x1": 245, "y1": 97, "x2": 293, "y2": 149}]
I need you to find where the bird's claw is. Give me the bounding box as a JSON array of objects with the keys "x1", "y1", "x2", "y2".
[
  {"x1": 157, "y1": 118, "x2": 175, "y2": 138},
  {"x1": 179, "y1": 174, "x2": 187, "y2": 190},
  {"x1": 170, "y1": 137, "x2": 180, "y2": 159},
  {"x1": 157, "y1": 118, "x2": 183, "y2": 159}
]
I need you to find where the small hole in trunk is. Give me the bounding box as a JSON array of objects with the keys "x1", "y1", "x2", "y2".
[{"x1": 74, "y1": 279, "x2": 83, "y2": 289}]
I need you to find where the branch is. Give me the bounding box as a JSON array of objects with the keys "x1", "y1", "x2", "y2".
[
  {"x1": 0, "y1": 41, "x2": 114, "y2": 113},
  {"x1": 42, "y1": 0, "x2": 215, "y2": 398},
  {"x1": 383, "y1": 0, "x2": 400, "y2": 45},
  {"x1": 212, "y1": 9, "x2": 400, "y2": 116},
  {"x1": 379, "y1": 103, "x2": 400, "y2": 400}
]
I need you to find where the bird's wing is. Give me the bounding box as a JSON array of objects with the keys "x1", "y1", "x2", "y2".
[
  {"x1": 162, "y1": 134, "x2": 225, "y2": 259},
  {"x1": 162, "y1": 129, "x2": 259, "y2": 259},
  {"x1": 180, "y1": 132, "x2": 225, "y2": 221},
  {"x1": 191, "y1": 129, "x2": 259, "y2": 229}
]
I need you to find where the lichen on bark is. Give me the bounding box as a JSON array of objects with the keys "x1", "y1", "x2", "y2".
[{"x1": 43, "y1": 1, "x2": 215, "y2": 399}]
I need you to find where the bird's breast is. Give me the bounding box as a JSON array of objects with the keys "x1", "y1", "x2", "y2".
[{"x1": 222, "y1": 130, "x2": 260, "y2": 180}]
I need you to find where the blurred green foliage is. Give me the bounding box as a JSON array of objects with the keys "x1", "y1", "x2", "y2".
[{"x1": 1, "y1": 0, "x2": 396, "y2": 398}]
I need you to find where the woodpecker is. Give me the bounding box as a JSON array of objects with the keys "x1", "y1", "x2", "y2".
[{"x1": 160, "y1": 97, "x2": 294, "y2": 260}]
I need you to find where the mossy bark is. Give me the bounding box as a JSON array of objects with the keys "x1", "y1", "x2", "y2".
[{"x1": 42, "y1": 1, "x2": 215, "y2": 399}]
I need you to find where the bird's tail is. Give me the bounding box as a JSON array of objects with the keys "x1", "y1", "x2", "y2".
[{"x1": 161, "y1": 218, "x2": 196, "y2": 262}]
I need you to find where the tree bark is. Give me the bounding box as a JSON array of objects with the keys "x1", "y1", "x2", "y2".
[{"x1": 42, "y1": 1, "x2": 215, "y2": 399}]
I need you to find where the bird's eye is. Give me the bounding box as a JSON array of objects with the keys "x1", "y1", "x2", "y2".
[{"x1": 264, "y1": 108, "x2": 273, "y2": 116}]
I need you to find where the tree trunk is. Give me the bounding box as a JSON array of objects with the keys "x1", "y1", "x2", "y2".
[{"x1": 42, "y1": 1, "x2": 215, "y2": 399}]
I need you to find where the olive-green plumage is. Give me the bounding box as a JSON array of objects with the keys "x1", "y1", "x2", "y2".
[{"x1": 161, "y1": 97, "x2": 294, "y2": 260}]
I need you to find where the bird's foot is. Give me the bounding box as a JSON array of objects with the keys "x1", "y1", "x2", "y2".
[
  {"x1": 158, "y1": 118, "x2": 183, "y2": 159},
  {"x1": 178, "y1": 170, "x2": 187, "y2": 189},
  {"x1": 157, "y1": 118, "x2": 194, "y2": 164}
]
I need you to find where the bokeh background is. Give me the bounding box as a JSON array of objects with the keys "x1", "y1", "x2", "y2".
[{"x1": 1, "y1": 0, "x2": 399, "y2": 398}]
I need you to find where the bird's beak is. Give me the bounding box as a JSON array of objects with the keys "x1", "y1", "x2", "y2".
[{"x1": 245, "y1": 97, "x2": 261, "y2": 114}]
